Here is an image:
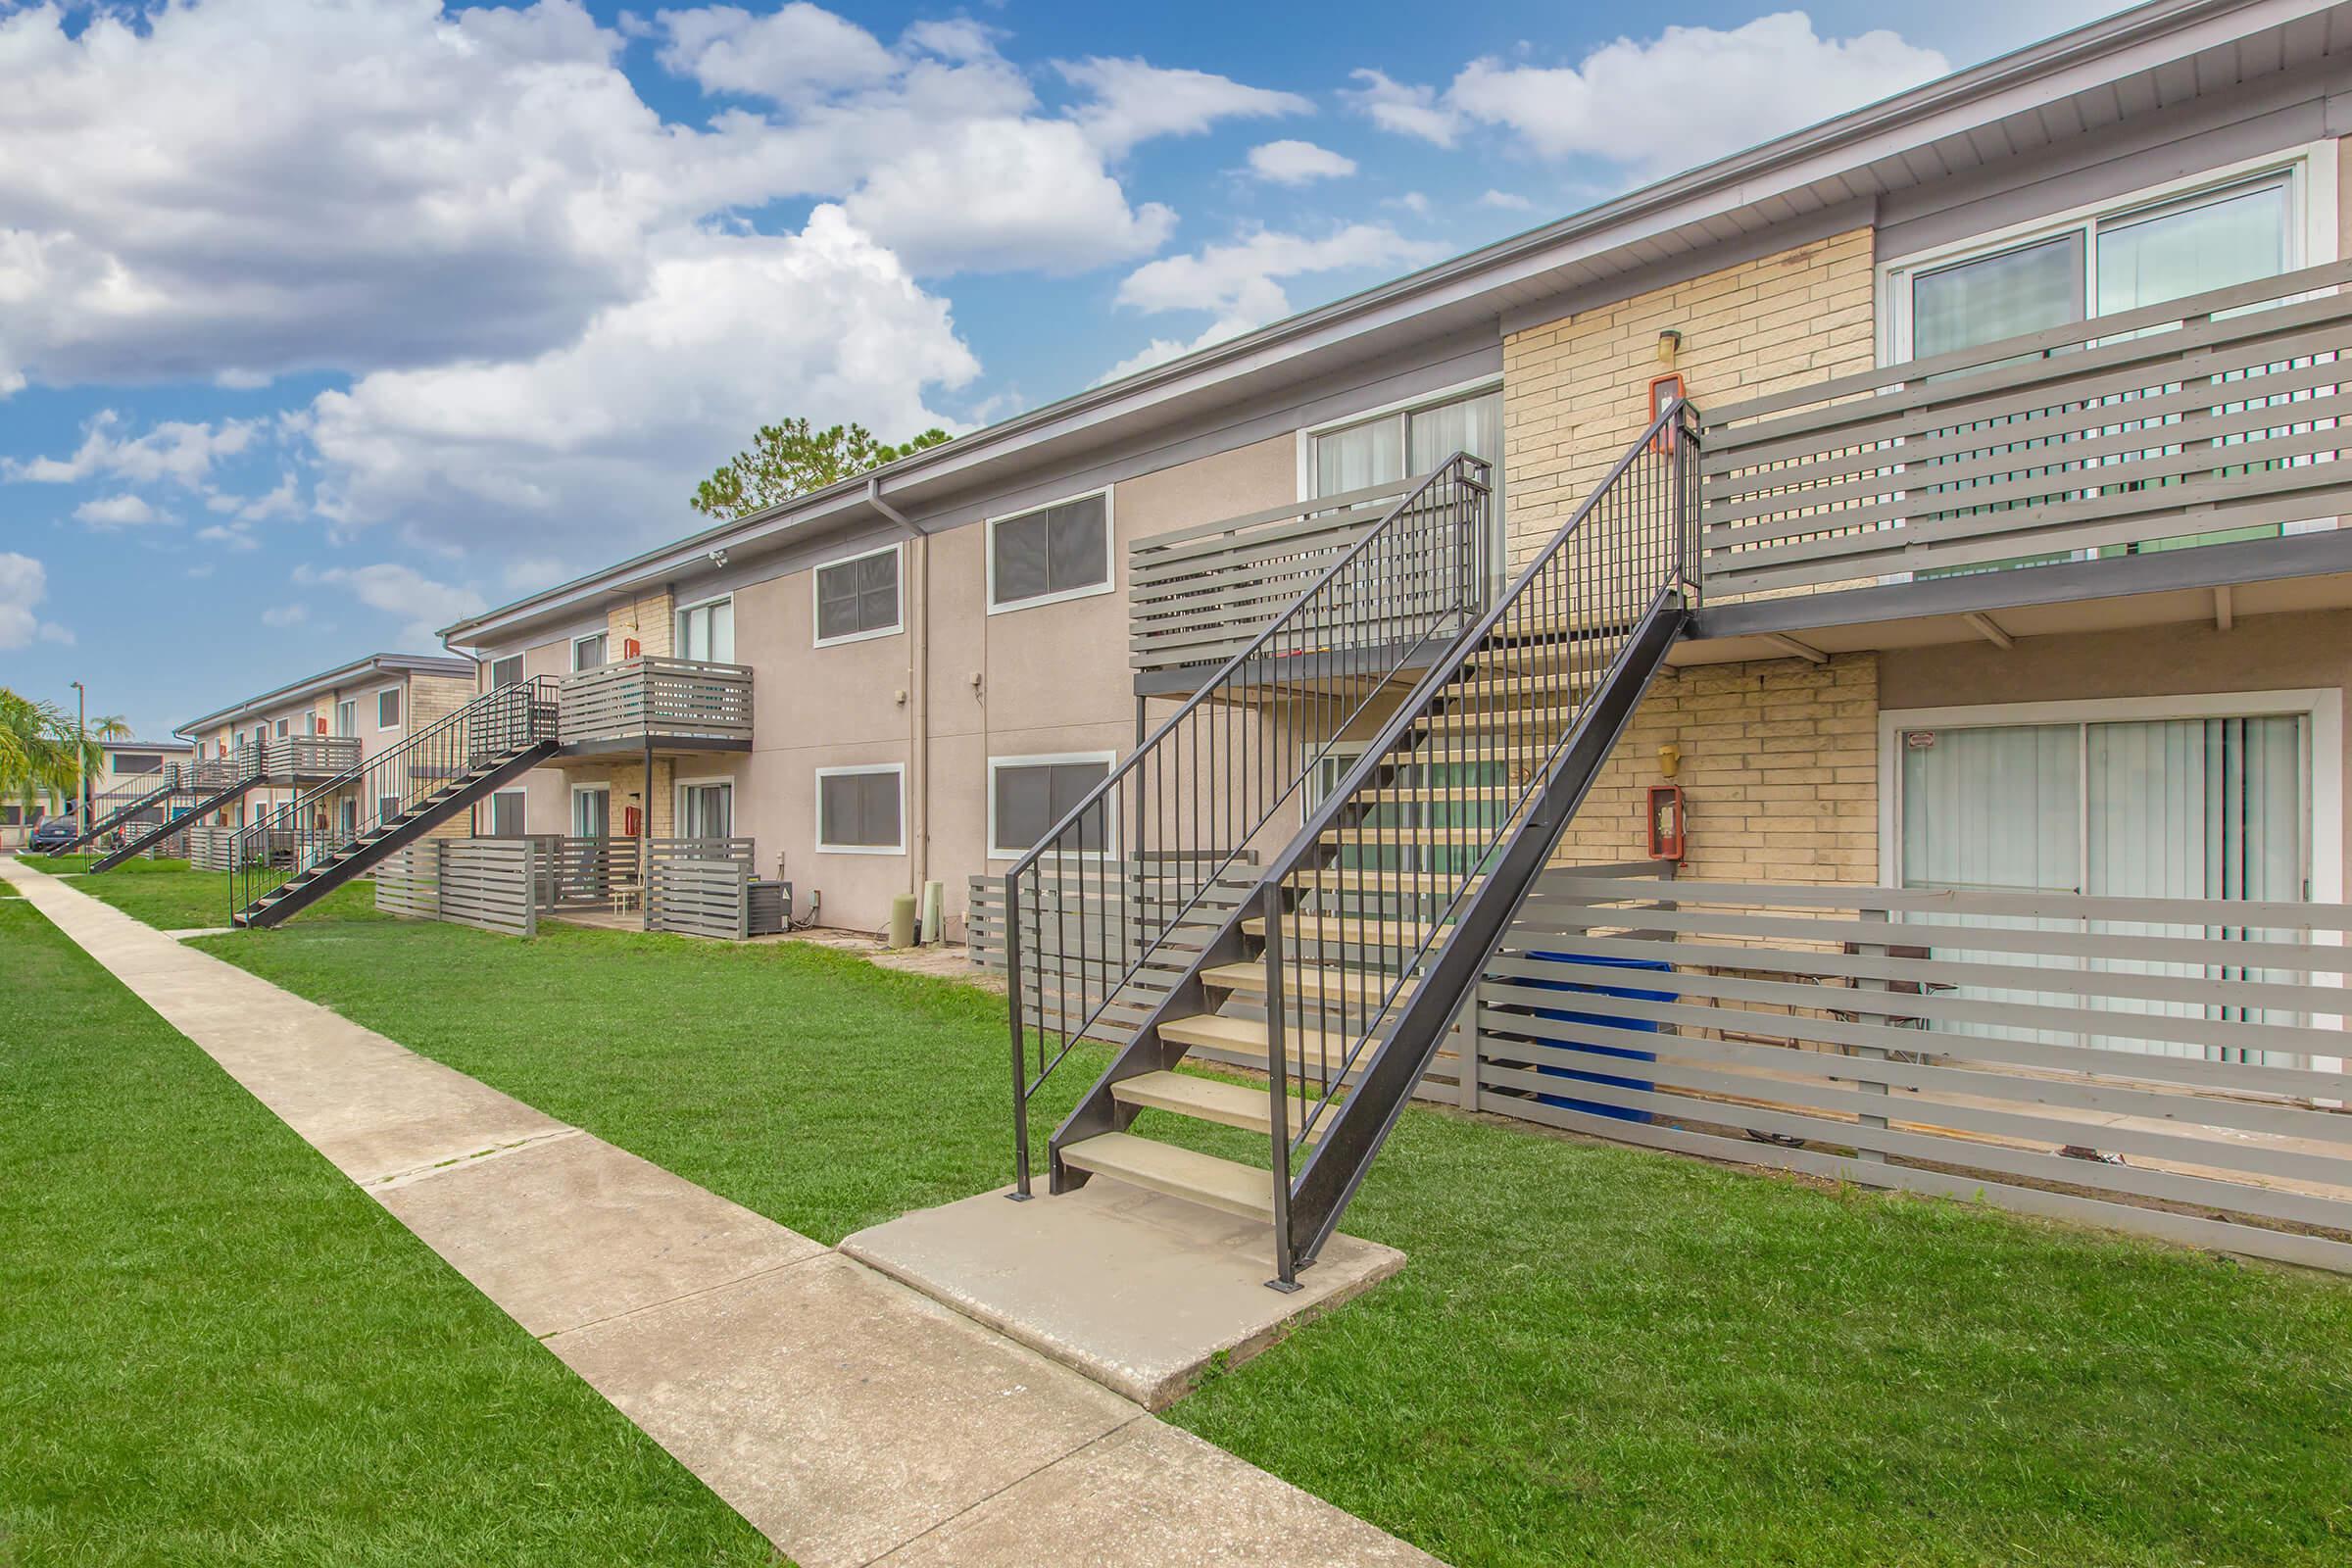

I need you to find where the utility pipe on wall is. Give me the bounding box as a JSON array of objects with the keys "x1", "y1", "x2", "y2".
[{"x1": 867, "y1": 476, "x2": 931, "y2": 915}]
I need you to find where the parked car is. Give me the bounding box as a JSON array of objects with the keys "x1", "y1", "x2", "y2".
[{"x1": 26, "y1": 812, "x2": 81, "y2": 852}]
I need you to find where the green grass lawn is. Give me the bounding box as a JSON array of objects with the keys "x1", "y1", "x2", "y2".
[
  {"x1": 47, "y1": 856, "x2": 383, "y2": 930},
  {"x1": 0, "y1": 897, "x2": 778, "y2": 1566},
  {"x1": 29, "y1": 862, "x2": 2352, "y2": 1564}
]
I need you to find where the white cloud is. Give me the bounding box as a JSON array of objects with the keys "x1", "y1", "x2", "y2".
[
  {"x1": 3, "y1": 412, "x2": 256, "y2": 489},
  {"x1": 73, "y1": 493, "x2": 166, "y2": 529},
  {"x1": 656, "y1": 3, "x2": 898, "y2": 98},
  {"x1": 1056, "y1": 58, "x2": 1310, "y2": 157},
  {"x1": 307, "y1": 208, "x2": 977, "y2": 557},
  {"x1": 1105, "y1": 223, "x2": 1448, "y2": 381},
  {"x1": 1479, "y1": 189, "x2": 1536, "y2": 211},
  {"x1": 1384, "y1": 191, "x2": 1431, "y2": 217},
  {"x1": 293, "y1": 562, "x2": 486, "y2": 646},
  {"x1": 1246, "y1": 140, "x2": 1357, "y2": 185},
  {"x1": 1345, "y1": 69, "x2": 1465, "y2": 147},
  {"x1": 1356, "y1": 15, "x2": 1945, "y2": 178},
  {"x1": 196, "y1": 523, "x2": 261, "y2": 551},
  {"x1": 0, "y1": 553, "x2": 71, "y2": 650},
  {"x1": 260, "y1": 604, "x2": 309, "y2": 628}
]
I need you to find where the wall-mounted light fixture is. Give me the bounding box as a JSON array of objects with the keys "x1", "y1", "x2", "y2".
[{"x1": 1656, "y1": 328, "x2": 1683, "y2": 367}]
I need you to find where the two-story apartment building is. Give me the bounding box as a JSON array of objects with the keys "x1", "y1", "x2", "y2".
[
  {"x1": 1, "y1": 736, "x2": 192, "y2": 851},
  {"x1": 433, "y1": 0, "x2": 2352, "y2": 1277},
  {"x1": 175, "y1": 653, "x2": 479, "y2": 838}
]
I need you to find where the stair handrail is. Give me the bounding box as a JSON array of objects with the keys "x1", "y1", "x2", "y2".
[
  {"x1": 1006, "y1": 453, "x2": 1494, "y2": 1192},
  {"x1": 229, "y1": 676, "x2": 560, "y2": 919},
  {"x1": 47, "y1": 761, "x2": 183, "y2": 854},
  {"x1": 1253, "y1": 399, "x2": 1700, "y2": 1278}
]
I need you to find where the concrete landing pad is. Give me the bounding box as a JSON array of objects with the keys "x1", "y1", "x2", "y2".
[{"x1": 841, "y1": 1177, "x2": 1403, "y2": 1409}]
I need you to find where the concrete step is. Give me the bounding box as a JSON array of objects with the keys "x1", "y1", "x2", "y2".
[
  {"x1": 1058, "y1": 1132, "x2": 1274, "y2": 1223},
  {"x1": 1110, "y1": 1069, "x2": 1330, "y2": 1141}
]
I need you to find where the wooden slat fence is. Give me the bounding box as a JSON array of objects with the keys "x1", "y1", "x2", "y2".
[
  {"x1": 652, "y1": 857, "x2": 751, "y2": 940},
  {"x1": 374, "y1": 843, "x2": 441, "y2": 919},
  {"x1": 371, "y1": 838, "x2": 539, "y2": 935},
  {"x1": 262, "y1": 735, "x2": 362, "y2": 780},
  {"x1": 558, "y1": 658, "x2": 753, "y2": 747},
  {"x1": 1700, "y1": 259, "x2": 2352, "y2": 600},
  {"x1": 1474, "y1": 869, "x2": 2352, "y2": 1271},
  {"x1": 1127, "y1": 471, "x2": 1487, "y2": 682},
  {"x1": 184, "y1": 825, "x2": 236, "y2": 872}
]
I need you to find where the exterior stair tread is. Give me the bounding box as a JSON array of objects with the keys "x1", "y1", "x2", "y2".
[
  {"x1": 1157, "y1": 1011, "x2": 1355, "y2": 1066},
  {"x1": 1109, "y1": 1069, "x2": 1329, "y2": 1140},
  {"x1": 1058, "y1": 1131, "x2": 1275, "y2": 1222},
  {"x1": 1200, "y1": 959, "x2": 1416, "y2": 1004},
  {"x1": 1323, "y1": 823, "x2": 1513, "y2": 844},
  {"x1": 1244, "y1": 914, "x2": 1455, "y2": 943}
]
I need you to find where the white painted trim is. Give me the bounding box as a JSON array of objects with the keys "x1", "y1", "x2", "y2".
[
  {"x1": 569, "y1": 631, "x2": 611, "y2": 671},
  {"x1": 1878, "y1": 688, "x2": 2343, "y2": 905},
  {"x1": 674, "y1": 593, "x2": 737, "y2": 662},
  {"x1": 1878, "y1": 140, "x2": 2339, "y2": 363},
  {"x1": 1293, "y1": 373, "x2": 1504, "y2": 503},
  {"x1": 984, "y1": 750, "x2": 1119, "y2": 861},
  {"x1": 814, "y1": 762, "x2": 906, "y2": 855},
  {"x1": 569, "y1": 781, "x2": 611, "y2": 838},
  {"x1": 984, "y1": 488, "x2": 1114, "y2": 615},
  {"x1": 673, "y1": 773, "x2": 736, "y2": 840},
  {"x1": 810, "y1": 539, "x2": 906, "y2": 648},
  {"x1": 374, "y1": 683, "x2": 404, "y2": 731}
]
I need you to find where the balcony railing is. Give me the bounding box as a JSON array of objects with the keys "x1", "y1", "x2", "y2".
[
  {"x1": 251, "y1": 736, "x2": 361, "y2": 781},
  {"x1": 1699, "y1": 258, "x2": 2352, "y2": 602},
  {"x1": 557, "y1": 657, "x2": 753, "y2": 751},
  {"x1": 1128, "y1": 470, "x2": 1491, "y2": 685}
]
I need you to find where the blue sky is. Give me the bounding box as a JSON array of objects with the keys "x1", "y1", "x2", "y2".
[{"x1": 0, "y1": 0, "x2": 2122, "y2": 738}]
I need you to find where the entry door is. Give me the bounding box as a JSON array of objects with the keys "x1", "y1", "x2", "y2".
[
  {"x1": 678, "y1": 781, "x2": 732, "y2": 840},
  {"x1": 572, "y1": 787, "x2": 610, "y2": 839}
]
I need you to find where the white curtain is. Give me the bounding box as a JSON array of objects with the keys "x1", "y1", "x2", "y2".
[
  {"x1": 1313, "y1": 416, "x2": 1401, "y2": 496},
  {"x1": 1406, "y1": 390, "x2": 1501, "y2": 473}
]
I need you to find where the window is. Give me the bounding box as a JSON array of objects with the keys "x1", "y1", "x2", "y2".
[
  {"x1": 273, "y1": 718, "x2": 289, "y2": 738},
  {"x1": 376, "y1": 686, "x2": 402, "y2": 728},
  {"x1": 989, "y1": 753, "x2": 1114, "y2": 858},
  {"x1": 335, "y1": 700, "x2": 356, "y2": 738},
  {"x1": 489, "y1": 655, "x2": 523, "y2": 688},
  {"x1": 336, "y1": 798, "x2": 357, "y2": 840},
  {"x1": 111, "y1": 752, "x2": 163, "y2": 776},
  {"x1": 816, "y1": 765, "x2": 904, "y2": 853},
  {"x1": 676, "y1": 596, "x2": 735, "y2": 662},
  {"x1": 1307, "y1": 383, "x2": 1502, "y2": 499},
  {"x1": 376, "y1": 794, "x2": 401, "y2": 824},
  {"x1": 571, "y1": 785, "x2": 611, "y2": 839},
  {"x1": 814, "y1": 543, "x2": 903, "y2": 645},
  {"x1": 572, "y1": 633, "x2": 608, "y2": 671},
  {"x1": 487, "y1": 790, "x2": 527, "y2": 837},
  {"x1": 987, "y1": 492, "x2": 1110, "y2": 612},
  {"x1": 676, "y1": 778, "x2": 733, "y2": 840}
]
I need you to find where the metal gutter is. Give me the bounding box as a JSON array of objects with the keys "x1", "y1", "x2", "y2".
[{"x1": 173, "y1": 652, "x2": 479, "y2": 738}]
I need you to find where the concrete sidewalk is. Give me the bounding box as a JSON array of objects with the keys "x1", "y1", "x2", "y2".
[{"x1": 1, "y1": 858, "x2": 1437, "y2": 1568}]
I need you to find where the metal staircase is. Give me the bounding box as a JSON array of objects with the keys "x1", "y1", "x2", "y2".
[
  {"x1": 228, "y1": 678, "x2": 559, "y2": 928},
  {"x1": 88, "y1": 754, "x2": 267, "y2": 873},
  {"x1": 43, "y1": 763, "x2": 185, "y2": 856},
  {"x1": 1009, "y1": 402, "x2": 1700, "y2": 1284}
]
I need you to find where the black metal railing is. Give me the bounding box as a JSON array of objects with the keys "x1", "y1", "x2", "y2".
[
  {"x1": 1006, "y1": 454, "x2": 1494, "y2": 1191},
  {"x1": 1256, "y1": 401, "x2": 1698, "y2": 1278},
  {"x1": 229, "y1": 677, "x2": 559, "y2": 919},
  {"x1": 46, "y1": 762, "x2": 182, "y2": 854}
]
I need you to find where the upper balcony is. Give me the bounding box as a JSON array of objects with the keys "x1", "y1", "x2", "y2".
[
  {"x1": 556, "y1": 656, "x2": 754, "y2": 757},
  {"x1": 1695, "y1": 258, "x2": 2352, "y2": 650},
  {"x1": 252, "y1": 735, "x2": 361, "y2": 784}
]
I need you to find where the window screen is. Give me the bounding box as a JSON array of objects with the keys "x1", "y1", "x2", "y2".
[
  {"x1": 573, "y1": 634, "x2": 608, "y2": 670},
  {"x1": 490, "y1": 656, "x2": 522, "y2": 688},
  {"x1": 111, "y1": 752, "x2": 163, "y2": 776},
  {"x1": 993, "y1": 758, "x2": 1110, "y2": 855},
  {"x1": 816, "y1": 549, "x2": 901, "y2": 641},
  {"x1": 991, "y1": 495, "x2": 1108, "y2": 608},
  {"x1": 819, "y1": 769, "x2": 902, "y2": 849},
  {"x1": 377, "y1": 688, "x2": 402, "y2": 727},
  {"x1": 1911, "y1": 233, "x2": 2085, "y2": 360}
]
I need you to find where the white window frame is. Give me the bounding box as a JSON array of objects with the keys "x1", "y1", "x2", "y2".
[
  {"x1": 488, "y1": 654, "x2": 524, "y2": 688},
  {"x1": 1877, "y1": 142, "x2": 2339, "y2": 364},
  {"x1": 570, "y1": 782, "x2": 611, "y2": 838},
  {"x1": 375, "y1": 793, "x2": 401, "y2": 823},
  {"x1": 1293, "y1": 373, "x2": 1504, "y2": 502},
  {"x1": 986, "y1": 750, "x2": 1118, "y2": 860},
  {"x1": 1877, "y1": 688, "x2": 2343, "y2": 905},
  {"x1": 984, "y1": 489, "x2": 1114, "y2": 615},
  {"x1": 673, "y1": 774, "x2": 736, "y2": 841},
  {"x1": 674, "y1": 593, "x2": 735, "y2": 662},
  {"x1": 811, "y1": 540, "x2": 906, "y2": 648},
  {"x1": 375, "y1": 684, "x2": 403, "y2": 730},
  {"x1": 570, "y1": 632, "x2": 609, "y2": 671},
  {"x1": 814, "y1": 762, "x2": 906, "y2": 855},
  {"x1": 335, "y1": 699, "x2": 356, "y2": 738}
]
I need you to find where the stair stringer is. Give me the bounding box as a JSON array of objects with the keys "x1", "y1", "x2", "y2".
[
  {"x1": 47, "y1": 777, "x2": 183, "y2": 855},
  {"x1": 234, "y1": 741, "x2": 558, "y2": 927},
  {"x1": 1283, "y1": 592, "x2": 1689, "y2": 1266},
  {"x1": 88, "y1": 771, "x2": 262, "y2": 873}
]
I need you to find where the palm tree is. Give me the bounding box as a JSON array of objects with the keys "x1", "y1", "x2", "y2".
[{"x1": 0, "y1": 686, "x2": 131, "y2": 825}]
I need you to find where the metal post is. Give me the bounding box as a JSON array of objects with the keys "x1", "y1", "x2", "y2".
[
  {"x1": 1263, "y1": 882, "x2": 1299, "y2": 1292},
  {"x1": 641, "y1": 733, "x2": 655, "y2": 933},
  {"x1": 1007, "y1": 870, "x2": 1033, "y2": 1199},
  {"x1": 70, "y1": 680, "x2": 86, "y2": 828}
]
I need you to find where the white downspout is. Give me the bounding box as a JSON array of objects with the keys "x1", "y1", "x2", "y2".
[{"x1": 868, "y1": 477, "x2": 930, "y2": 906}]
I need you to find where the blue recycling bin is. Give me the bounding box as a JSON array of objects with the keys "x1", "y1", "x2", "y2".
[{"x1": 1507, "y1": 951, "x2": 1674, "y2": 1122}]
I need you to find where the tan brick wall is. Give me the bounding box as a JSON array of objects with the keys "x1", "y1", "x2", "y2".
[
  {"x1": 608, "y1": 590, "x2": 675, "y2": 659},
  {"x1": 1557, "y1": 654, "x2": 1879, "y2": 886},
  {"x1": 1501, "y1": 228, "x2": 1876, "y2": 571},
  {"x1": 408, "y1": 672, "x2": 473, "y2": 731}
]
